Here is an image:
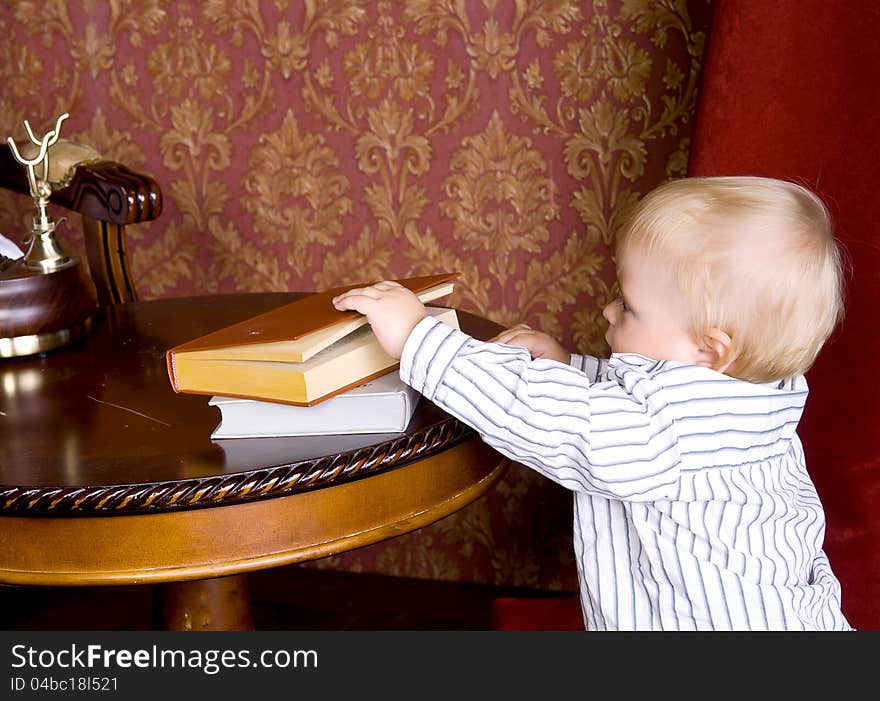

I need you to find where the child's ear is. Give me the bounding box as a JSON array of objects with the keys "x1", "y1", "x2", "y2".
[{"x1": 696, "y1": 328, "x2": 738, "y2": 373}]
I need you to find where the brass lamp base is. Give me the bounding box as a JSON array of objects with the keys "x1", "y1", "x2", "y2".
[{"x1": 0, "y1": 256, "x2": 97, "y2": 358}]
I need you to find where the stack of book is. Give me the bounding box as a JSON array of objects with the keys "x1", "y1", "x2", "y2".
[{"x1": 165, "y1": 273, "x2": 459, "y2": 438}]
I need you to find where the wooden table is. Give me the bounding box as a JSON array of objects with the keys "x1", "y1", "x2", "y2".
[{"x1": 0, "y1": 294, "x2": 506, "y2": 630}]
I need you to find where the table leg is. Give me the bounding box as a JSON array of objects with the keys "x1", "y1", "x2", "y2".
[{"x1": 157, "y1": 575, "x2": 254, "y2": 631}]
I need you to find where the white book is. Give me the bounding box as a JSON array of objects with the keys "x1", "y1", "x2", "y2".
[{"x1": 208, "y1": 372, "x2": 420, "y2": 439}]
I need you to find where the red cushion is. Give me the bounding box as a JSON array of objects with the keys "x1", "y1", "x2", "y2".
[{"x1": 491, "y1": 595, "x2": 583, "y2": 631}]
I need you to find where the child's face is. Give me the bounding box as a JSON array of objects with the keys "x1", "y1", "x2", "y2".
[{"x1": 603, "y1": 244, "x2": 701, "y2": 363}]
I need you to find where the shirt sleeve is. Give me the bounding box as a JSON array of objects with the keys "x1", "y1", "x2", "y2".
[{"x1": 399, "y1": 317, "x2": 681, "y2": 501}]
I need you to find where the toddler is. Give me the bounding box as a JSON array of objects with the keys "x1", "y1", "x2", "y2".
[{"x1": 333, "y1": 176, "x2": 851, "y2": 631}]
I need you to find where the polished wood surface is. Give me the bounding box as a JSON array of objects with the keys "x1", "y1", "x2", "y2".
[
  {"x1": 0, "y1": 256, "x2": 97, "y2": 337},
  {"x1": 0, "y1": 294, "x2": 506, "y2": 630},
  {"x1": 159, "y1": 576, "x2": 255, "y2": 631},
  {"x1": 1, "y1": 439, "x2": 501, "y2": 586}
]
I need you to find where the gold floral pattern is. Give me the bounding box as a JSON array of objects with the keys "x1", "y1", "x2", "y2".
[
  {"x1": 242, "y1": 109, "x2": 352, "y2": 288},
  {"x1": 0, "y1": 0, "x2": 713, "y2": 592},
  {"x1": 441, "y1": 111, "x2": 557, "y2": 265}
]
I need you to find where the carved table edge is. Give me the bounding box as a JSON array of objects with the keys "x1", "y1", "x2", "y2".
[{"x1": 0, "y1": 417, "x2": 475, "y2": 517}]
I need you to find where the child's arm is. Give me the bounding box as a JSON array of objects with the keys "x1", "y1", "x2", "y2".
[
  {"x1": 334, "y1": 281, "x2": 679, "y2": 502},
  {"x1": 332, "y1": 283, "x2": 570, "y2": 365}
]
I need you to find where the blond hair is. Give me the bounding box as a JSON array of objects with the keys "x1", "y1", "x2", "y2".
[{"x1": 616, "y1": 176, "x2": 845, "y2": 382}]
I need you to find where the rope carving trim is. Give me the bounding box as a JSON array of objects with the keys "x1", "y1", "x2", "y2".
[{"x1": 0, "y1": 417, "x2": 475, "y2": 516}]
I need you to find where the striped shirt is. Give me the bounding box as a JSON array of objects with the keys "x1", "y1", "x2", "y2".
[{"x1": 400, "y1": 316, "x2": 851, "y2": 631}]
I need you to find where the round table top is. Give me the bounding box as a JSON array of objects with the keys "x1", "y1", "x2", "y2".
[{"x1": 0, "y1": 293, "x2": 501, "y2": 517}]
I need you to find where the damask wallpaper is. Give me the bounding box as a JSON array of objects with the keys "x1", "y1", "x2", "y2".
[{"x1": 0, "y1": 0, "x2": 713, "y2": 591}]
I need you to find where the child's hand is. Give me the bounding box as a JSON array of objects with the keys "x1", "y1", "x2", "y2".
[
  {"x1": 490, "y1": 324, "x2": 570, "y2": 363},
  {"x1": 332, "y1": 281, "x2": 427, "y2": 360}
]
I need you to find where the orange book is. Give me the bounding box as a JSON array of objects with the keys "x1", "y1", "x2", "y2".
[{"x1": 166, "y1": 273, "x2": 459, "y2": 406}]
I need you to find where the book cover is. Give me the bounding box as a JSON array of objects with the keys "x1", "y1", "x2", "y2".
[
  {"x1": 166, "y1": 272, "x2": 459, "y2": 364},
  {"x1": 167, "y1": 306, "x2": 459, "y2": 406},
  {"x1": 208, "y1": 372, "x2": 421, "y2": 439}
]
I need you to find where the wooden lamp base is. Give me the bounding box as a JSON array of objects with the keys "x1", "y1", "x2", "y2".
[{"x1": 0, "y1": 256, "x2": 97, "y2": 357}]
